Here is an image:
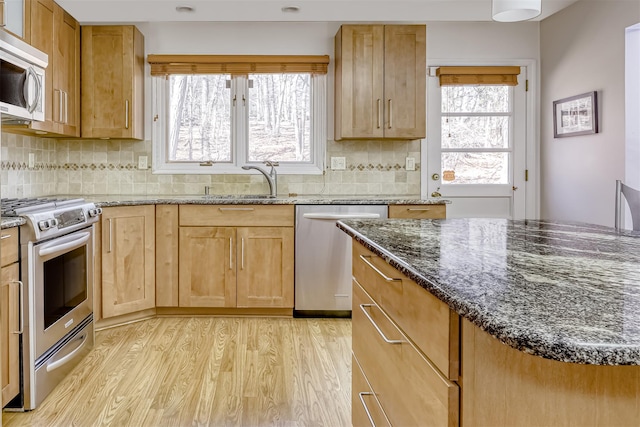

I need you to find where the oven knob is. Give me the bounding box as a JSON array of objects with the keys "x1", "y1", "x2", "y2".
[
  {"x1": 88, "y1": 208, "x2": 102, "y2": 217},
  {"x1": 38, "y1": 220, "x2": 51, "y2": 231},
  {"x1": 50, "y1": 218, "x2": 58, "y2": 228}
]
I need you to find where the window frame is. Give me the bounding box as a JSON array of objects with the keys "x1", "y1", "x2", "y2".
[{"x1": 151, "y1": 73, "x2": 326, "y2": 175}]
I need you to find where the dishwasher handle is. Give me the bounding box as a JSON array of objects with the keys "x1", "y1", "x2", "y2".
[{"x1": 302, "y1": 213, "x2": 381, "y2": 220}]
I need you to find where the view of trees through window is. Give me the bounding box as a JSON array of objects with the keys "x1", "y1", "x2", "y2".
[
  {"x1": 168, "y1": 73, "x2": 311, "y2": 164},
  {"x1": 441, "y1": 85, "x2": 511, "y2": 184},
  {"x1": 248, "y1": 74, "x2": 311, "y2": 162},
  {"x1": 169, "y1": 74, "x2": 231, "y2": 162}
]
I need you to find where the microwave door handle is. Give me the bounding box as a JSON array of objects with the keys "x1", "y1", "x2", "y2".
[
  {"x1": 24, "y1": 67, "x2": 40, "y2": 114},
  {"x1": 38, "y1": 231, "x2": 91, "y2": 257}
]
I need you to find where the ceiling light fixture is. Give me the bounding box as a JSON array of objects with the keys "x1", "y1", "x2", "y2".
[
  {"x1": 492, "y1": 0, "x2": 541, "y2": 22},
  {"x1": 176, "y1": 5, "x2": 195, "y2": 13},
  {"x1": 281, "y1": 6, "x2": 300, "y2": 13}
]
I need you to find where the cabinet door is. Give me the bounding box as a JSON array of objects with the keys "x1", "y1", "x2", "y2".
[
  {"x1": 28, "y1": 0, "x2": 55, "y2": 134},
  {"x1": 81, "y1": 26, "x2": 144, "y2": 139},
  {"x1": 335, "y1": 25, "x2": 385, "y2": 139},
  {"x1": 1, "y1": 263, "x2": 20, "y2": 406},
  {"x1": 179, "y1": 227, "x2": 236, "y2": 307},
  {"x1": 101, "y1": 206, "x2": 156, "y2": 318},
  {"x1": 236, "y1": 227, "x2": 294, "y2": 308},
  {"x1": 54, "y1": 5, "x2": 80, "y2": 136},
  {"x1": 383, "y1": 25, "x2": 426, "y2": 139}
]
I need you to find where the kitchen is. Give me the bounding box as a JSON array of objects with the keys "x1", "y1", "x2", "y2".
[{"x1": 1, "y1": 0, "x2": 639, "y2": 426}]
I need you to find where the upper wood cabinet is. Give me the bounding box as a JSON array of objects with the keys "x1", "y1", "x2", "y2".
[
  {"x1": 4, "y1": 0, "x2": 80, "y2": 137},
  {"x1": 334, "y1": 25, "x2": 426, "y2": 140},
  {"x1": 101, "y1": 206, "x2": 155, "y2": 319},
  {"x1": 81, "y1": 25, "x2": 145, "y2": 140}
]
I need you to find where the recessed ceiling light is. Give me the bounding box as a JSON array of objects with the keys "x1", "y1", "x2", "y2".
[
  {"x1": 281, "y1": 6, "x2": 300, "y2": 13},
  {"x1": 176, "y1": 5, "x2": 195, "y2": 13}
]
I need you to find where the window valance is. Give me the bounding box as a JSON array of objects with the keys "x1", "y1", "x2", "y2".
[
  {"x1": 148, "y1": 54, "x2": 330, "y2": 76},
  {"x1": 436, "y1": 66, "x2": 520, "y2": 86}
]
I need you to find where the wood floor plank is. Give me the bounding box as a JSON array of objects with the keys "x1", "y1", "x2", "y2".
[{"x1": 3, "y1": 317, "x2": 351, "y2": 427}]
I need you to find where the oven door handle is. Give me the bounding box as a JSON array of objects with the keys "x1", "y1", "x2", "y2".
[
  {"x1": 46, "y1": 331, "x2": 89, "y2": 372},
  {"x1": 38, "y1": 231, "x2": 91, "y2": 257}
]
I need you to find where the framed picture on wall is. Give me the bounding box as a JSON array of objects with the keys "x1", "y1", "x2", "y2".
[{"x1": 553, "y1": 91, "x2": 599, "y2": 138}]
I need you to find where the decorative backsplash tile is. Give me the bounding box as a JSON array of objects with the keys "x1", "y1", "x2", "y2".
[{"x1": 1, "y1": 133, "x2": 422, "y2": 198}]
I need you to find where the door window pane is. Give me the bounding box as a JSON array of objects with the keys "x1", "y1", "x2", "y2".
[
  {"x1": 442, "y1": 152, "x2": 509, "y2": 184},
  {"x1": 168, "y1": 74, "x2": 232, "y2": 162},
  {"x1": 442, "y1": 86, "x2": 509, "y2": 113},
  {"x1": 248, "y1": 73, "x2": 311, "y2": 162},
  {"x1": 441, "y1": 116, "x2": 510, "y2": 149}
]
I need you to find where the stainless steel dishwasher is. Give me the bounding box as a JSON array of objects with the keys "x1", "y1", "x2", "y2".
[{"x1": 294, "y1": 204, "x2": 388, "y2": 317}]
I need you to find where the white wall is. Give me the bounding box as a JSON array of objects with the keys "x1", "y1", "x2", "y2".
[{"x1": 540, "y1": 1, "x2": 640, "y2": 226}]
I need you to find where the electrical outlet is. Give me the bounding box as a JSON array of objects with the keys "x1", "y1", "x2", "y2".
[
  {"x1": 28, "y1": 153, "x2": 35, "y2": 168},
  {"x1": 406, "y1": 157, "x2": 416, "y2": 171},
  {"x1": 331, "y1": 157, "x2": 346, "y2": 170},
  {"x1": 138, "y1": 155, "x2": 148, "y2": 170}
]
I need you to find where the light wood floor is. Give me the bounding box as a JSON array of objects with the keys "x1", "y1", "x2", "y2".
[{"x1": 3, "y1": 317, "x2": 352, "y2": 427}]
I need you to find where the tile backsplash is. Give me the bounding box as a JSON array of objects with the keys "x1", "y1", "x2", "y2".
[{"x1": 1, "y1": 132, "x2": 421, "y2": 198}]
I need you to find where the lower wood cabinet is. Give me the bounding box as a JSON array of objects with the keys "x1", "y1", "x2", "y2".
[
  {"x1": 351, "y1": 240, "x2": 459, "y2": 427},
  {"x1": 100, "y1": 206, "x2": 155, "y2": 319},
  {"x1": 1, "y1": 228, "x2": 20, "y2": 407},
  {"x1": 177, "y1": 205, "x2": 294, "y2": 309},
  {"x1": 388, "y1": 204, "x2": 446, "y2": 219}
]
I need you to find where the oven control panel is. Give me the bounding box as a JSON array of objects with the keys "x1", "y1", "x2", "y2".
[{"x1": 54, "y1": 208, "x2": 86, "y2": 229}]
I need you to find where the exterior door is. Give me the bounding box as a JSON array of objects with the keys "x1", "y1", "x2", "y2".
[{"x1": 424, "y1": 65, "x2": 530, "y2": 219}]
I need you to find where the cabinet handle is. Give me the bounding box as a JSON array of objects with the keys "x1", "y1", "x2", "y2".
[
  {"x1": 377, "y1": 99, "x2": 382, "y2": 129},
  {"x1": 63, "y1": 91, "x2": 68, "y2": 124},
  {"x1": 407, "y1": 208, "x2": 431, "y2": 211},
  {"x1": 11, "y1": 280, "x2": 24, "y2": 335},
  {"x1": 358, "y1": 392, "x2": 383, "y2": 427},
  {"x1": 229, "y1": 237, "x2": 233, "y2": 270},
  {"x1": 56, "y1": 89, "x2": 63, "y2": 123},
  {"x1": 218, "y1": 207, "x2": 255, "y2": 212},
  {"x1": 241, "y1": 237, "x2": 245, "y2": 270},
  {"x1": 359, "y1": 304, "x2": 404, "y2": 344},
  {"x1": 125, "y1": 100, "x2": 129, "y2": 129},
  {"x1": 1, "y1": 234, "x2": 12, "y2": 240},
  {"x1": 107, "y1": 218, "x2": 113, "y2": 253},
  {"x1": 359, "y1": 255, "x2": 401, "y2": 282},
  {"x1": 388, "y1": 99, "x2": 392, "y2": 129}
]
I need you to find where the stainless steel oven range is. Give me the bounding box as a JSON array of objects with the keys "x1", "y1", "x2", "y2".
[{"x1": 1, "y1": 198, "x2": 102, "y2": 410}]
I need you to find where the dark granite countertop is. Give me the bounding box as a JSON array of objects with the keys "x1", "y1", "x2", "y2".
[
  {"x1": 337, "y1": 218, "x2": 640, "y2": 365},
  {"x1": 87, "y1": 194, "x2": 449, "y2": 207},
  {"x1": 1, "y1": 217, "x2": 25, "y2": 229}
]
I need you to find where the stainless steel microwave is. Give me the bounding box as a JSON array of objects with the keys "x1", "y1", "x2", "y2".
[{"x1": 0, "y1": 30, "x2": 47, "y2": 122}]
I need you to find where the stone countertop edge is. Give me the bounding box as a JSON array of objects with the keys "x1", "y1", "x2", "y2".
[
  {"x1": 1, "y1": 217, "x2": 26, "y2": 229},
  {"x1": 336, "y1": 219, "x2": 640, "y2": 366},
  {"x1": 89, "y1": 196, "x2": 450, "y2": 207}
]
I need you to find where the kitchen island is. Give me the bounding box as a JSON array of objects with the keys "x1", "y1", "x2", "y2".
[{"x1": 338, "y1": 218, "x2": 640, "y2": 426}]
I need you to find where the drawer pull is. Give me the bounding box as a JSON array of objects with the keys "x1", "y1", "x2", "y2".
[
  {"x1": 359, "y1": 255, "x2": 401, "y2": 282},
  {"x1": 407, "y1": 208, "x2": 431, "y2": 211},
  {"x1": 359, "y1": 392, "x2": 381, "y2": 427},
  {"x1": 1, "y1": 234, "x2": 12, "y2": 240},
  {"x1": 218, "y1": 207, "x2": 255, "y2": 212},
  {"x1": 360, "y1": 304, "x2": 404, "y2": 344}
]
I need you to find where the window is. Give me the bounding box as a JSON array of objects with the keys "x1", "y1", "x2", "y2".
[
  {"x1": 149, "y1": 55, "x2": 329, "y2": 174},
  {"x1": 440, "y1": 85, "x2": 512, "y2": 184}
]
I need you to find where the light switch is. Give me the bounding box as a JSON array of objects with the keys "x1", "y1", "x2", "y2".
[
  {"x1": 406, "y1": 157, "x2": 416, "y2": 171},
  {"x1": 331, "y1": 157, "x2": 346, "y2": 170},
  {"x1": 28, "y1": 153, "x2": 35, "y2": 168}
]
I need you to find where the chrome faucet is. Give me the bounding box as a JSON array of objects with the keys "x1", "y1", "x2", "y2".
[{"x1": 241, "y1": 161, "x2": 279, "y2": 198}]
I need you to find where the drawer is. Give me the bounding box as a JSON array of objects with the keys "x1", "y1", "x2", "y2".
[
  {"x1": 179, "y1": 205, "x2": 294, "y2": 227},
  {"x1": 1, "y1": 228, "x2": 19, "y2": 267},
  {"x1": 353, "y1": 241, "x2": 459, "y2": 379},
  {"x1": 388, "y1": 204, "x2": 446, "y2": 219},
  {"x1": 352, "y1": 355, "x2": 391, "y2": 427},
  {"x1": 353, "y1": 280, "x2": 459, "y2": 427}
]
